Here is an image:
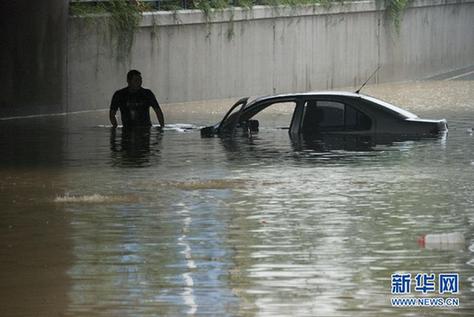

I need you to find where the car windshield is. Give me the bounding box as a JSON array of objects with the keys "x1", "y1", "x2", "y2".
[{"x1": 361, "y1": 95, "x2": 418, "y2": 119}]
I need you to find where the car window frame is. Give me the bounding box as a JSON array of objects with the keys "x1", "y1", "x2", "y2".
[{"x1": 239, "y1": 97, "x2": 301, "y2": 127}]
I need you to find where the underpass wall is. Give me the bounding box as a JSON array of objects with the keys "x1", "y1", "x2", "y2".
[{"x1": 68, "y1": 0, "x2": 474, "y2": 111}]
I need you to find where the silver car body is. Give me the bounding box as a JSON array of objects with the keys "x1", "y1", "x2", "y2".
[{"x1": 201, "y1": 91, "x2": 448, "y2": 137}]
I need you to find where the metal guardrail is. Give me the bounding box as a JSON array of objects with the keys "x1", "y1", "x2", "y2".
[
  {"x1": 69, "y1": 0, "x2": 359, "y2": 11},
  {"x1": 70, "y1": 0, "x2": 193, "y2": 10},
  {"x1": 71, "y1": 0, "x2": 156, "y2": 1}
]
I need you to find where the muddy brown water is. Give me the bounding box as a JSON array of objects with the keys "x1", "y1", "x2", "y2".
[{"x1": 0, "y1": 80, "x2": 473, "y2": 316}]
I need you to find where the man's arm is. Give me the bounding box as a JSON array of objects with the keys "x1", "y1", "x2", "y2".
[
  {"x1": 109, "y1": 109, "x2": 118, "y2": 128},
  {"x1": 148, "y1": 90, "x2": 165, "y2": 127},
  {"x1": 152, "y1": 105, "x2": 165, "y2": 128},
  {"x1": 110, "y1": 91, "x2": 119, "y2": 127}
]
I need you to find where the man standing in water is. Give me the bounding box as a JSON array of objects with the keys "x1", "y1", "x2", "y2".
[{"x1": 109, "y1": 70, "x2": 165, "y2": 129}]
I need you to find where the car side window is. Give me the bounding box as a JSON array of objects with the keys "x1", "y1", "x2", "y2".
[
  {"x1": 345, "y1": 104, "x2": 371, "y2": 130},
  {"x1": 302, "y1": 100, "x2": 371, "y2": 133},
  {"x1": 317, "y1": 101, "x2": 345, "y2": 128}
]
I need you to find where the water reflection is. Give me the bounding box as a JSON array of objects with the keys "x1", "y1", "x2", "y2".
[
  {"x1": 0, "y1": 116, "x2": 67, "y2": 168},
  {"x1": 215, "y1": 130, "x2": 448, "y2": 167},
  {"x1": 294, "y1": 133, "x2": 446, "y2": 152},
  {"x1": 109, "y1": 127, "x2": 162, "y2": 168},
  {"x1": 292, "y1": 133, "x2": 379, "y2": 152}
]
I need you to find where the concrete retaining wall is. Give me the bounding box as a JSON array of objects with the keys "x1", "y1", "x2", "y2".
[{"x1": 68, "y1": 0, "x2": 474, "y2": 112}]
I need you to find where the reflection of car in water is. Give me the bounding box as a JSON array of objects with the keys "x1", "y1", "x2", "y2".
[
  {"x1": 200, "y1": 92, "x2": 448, "y2": 137},
  {"x1": 291, "y1": 132, "x2": 445, "y2": 153},
  {"x1": 218, "y1": 129, "x2": 446, "y2": 164}
]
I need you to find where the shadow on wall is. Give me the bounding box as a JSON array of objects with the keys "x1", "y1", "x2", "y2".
[{"x1": 0, "y1": 0, "x2": 68, "y2": 118}]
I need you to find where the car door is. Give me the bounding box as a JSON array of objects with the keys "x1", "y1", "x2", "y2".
[
  {"x1": 299, "y1": 97, "x2": 373, "y2": 135},
  {"x1": 289, "y1": 99, "x2": 305, "y2": 136},
  {"x1": 217, "y1": 97, "x2": 249, "y2": 134}
]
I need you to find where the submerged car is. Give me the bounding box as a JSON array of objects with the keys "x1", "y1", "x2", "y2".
[{"x1": 200, "y1": 92, "x2": 448, "y2": 137}]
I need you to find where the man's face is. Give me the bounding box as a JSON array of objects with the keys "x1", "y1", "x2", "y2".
[{"x1": 128, "y1": 74, "x2": 142, "y2": 90}]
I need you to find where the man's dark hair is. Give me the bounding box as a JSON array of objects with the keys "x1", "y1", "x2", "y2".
[{"x1": 127, "y1": 69, "x2": 141, "y2": 81}]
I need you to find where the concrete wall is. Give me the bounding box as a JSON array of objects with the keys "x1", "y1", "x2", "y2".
[
  {"x1": 0, "y1": 1, "x2": 68, "y2": 117},
  {"x1": 68, "y1": 0, "x2": 474, "y2": 112}
]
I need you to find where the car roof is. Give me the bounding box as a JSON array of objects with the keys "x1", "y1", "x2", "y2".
[
  {"x1": 248, "y1": 91, "x2": 360, "y2": 103},
  {"x1": 246, "y1": 91, "x2": 418, "y2": 119}
]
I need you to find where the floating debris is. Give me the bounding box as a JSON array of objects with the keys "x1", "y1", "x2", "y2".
[
  {"x1": 418, "y1": 232, "x2": 465, "y2": 250},
  {"x1": 163, "y1": 123, "x2": 200, "y2": 132}
]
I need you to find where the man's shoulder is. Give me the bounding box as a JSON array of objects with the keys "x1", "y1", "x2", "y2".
[
  {"x1": 140, "y1": 88, "x2": 158, "y2": 100},
  {"x1": 140, "y1": 87, "x2": 155, "y2": 95},
  {"x1": 114, "y1": 87, "x2": 129, "y2": 95}
]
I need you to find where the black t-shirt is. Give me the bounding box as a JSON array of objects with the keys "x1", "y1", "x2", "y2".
[{"x1": 110, "y1": 87, "x2": 160, "y2": 128}]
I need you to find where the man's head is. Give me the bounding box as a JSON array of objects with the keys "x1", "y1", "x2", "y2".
[{"x1": 127, "y1": 70, "x2": 142, "y2": 90}]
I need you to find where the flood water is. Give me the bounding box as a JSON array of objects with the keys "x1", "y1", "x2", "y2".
[{"x1": 1, "y1": 80, "x2": 473, "y2": 316}]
